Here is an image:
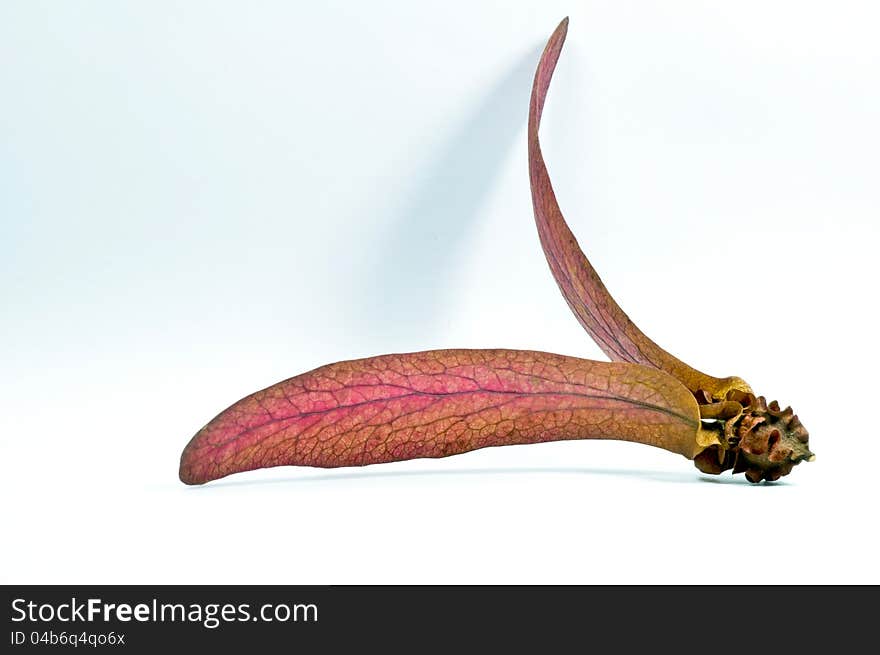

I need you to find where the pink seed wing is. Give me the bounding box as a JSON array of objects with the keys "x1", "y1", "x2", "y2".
[
  {"x1": 528, "y1": 19, "x2": 731, "y2": 396},
  {"x1": 180, "y1": 349, "x2": 700, "y2": 484}
]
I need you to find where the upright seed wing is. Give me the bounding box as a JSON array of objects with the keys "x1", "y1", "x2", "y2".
[{"x1": 528, "y1": 19, "x2": 747, "y2": 399}]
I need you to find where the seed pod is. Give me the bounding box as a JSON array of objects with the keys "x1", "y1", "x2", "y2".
[{"x1": 179, "y1": 18, "x2": 813, "y2": 485}]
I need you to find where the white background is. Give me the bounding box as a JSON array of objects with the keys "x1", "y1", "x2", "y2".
[{"x1": 2, "y1": 1, "x2": 878, "y2": 583}]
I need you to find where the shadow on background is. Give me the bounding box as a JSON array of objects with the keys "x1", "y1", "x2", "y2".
[
  {"x1": 349, "y1": 46, "x2": 542, "y2": 346},
  {"x1": 199, "y1": 466, "x2": 766, "y2": 489}
]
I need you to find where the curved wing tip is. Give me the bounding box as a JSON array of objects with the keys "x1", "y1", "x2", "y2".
[
  {"x1": 540, "y1": 18, "x2": 568, "y2": 63},
  {"x1": 179, "y1": 465, "x2": 202, "y2": 486},
  {"x1": 179, "y1": 450, "x2": 207, "y2": 486},
  {"x1": 556, "y1": 17, "x2": 570, "y2": 36}
]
